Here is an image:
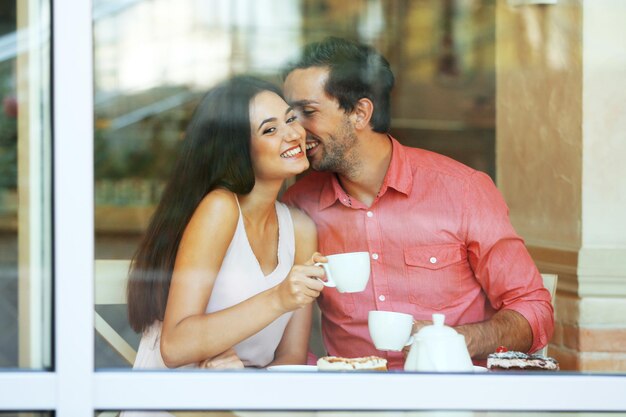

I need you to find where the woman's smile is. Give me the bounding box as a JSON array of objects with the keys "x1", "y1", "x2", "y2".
[{"x1": 280, "y1": 144, "x2": 304, "y2": 159}]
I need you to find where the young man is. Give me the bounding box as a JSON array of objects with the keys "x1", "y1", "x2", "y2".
[{"x1": 282, "y1": 37, "x2": 554, "y2": 370}]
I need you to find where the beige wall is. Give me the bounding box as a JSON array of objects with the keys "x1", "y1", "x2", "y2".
[
  {"x1": 496, "y1": 0, "x2": 582, "y2": 251},
  {"x1": 496, "y1": 0, "x2": 626, "y2": 372}
]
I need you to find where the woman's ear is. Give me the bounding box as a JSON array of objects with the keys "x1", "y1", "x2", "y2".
[{"x1": 351, "y1": 98, "x2": 374, "y2": 130}]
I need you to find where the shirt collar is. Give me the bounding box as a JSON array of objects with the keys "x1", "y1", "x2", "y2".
[
  {"x1": 319, "y1": 174, "x2": 346, "y2": 210},
  {"x1": 379, "y1": 135, "x2": 413, "y2": 197},
  {"x1": 317, "y1": 135, "x2": 413, "y2": 210}
]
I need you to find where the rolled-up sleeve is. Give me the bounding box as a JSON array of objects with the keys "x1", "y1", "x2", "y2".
[{"x1": 463, "y1": 171, "x2": 554, "y2": 353}]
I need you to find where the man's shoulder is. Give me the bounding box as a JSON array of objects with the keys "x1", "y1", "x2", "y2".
[{"x1": 402, "y1": 145, "x2": 478, "y2": 181}]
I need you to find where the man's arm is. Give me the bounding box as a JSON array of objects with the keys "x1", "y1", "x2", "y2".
[
  {"x1": 455, "y1": 309, "x2": 532, "y2": 359},
  {"x1": 408, "y1": 309, "x2": 532, "y2": 360},
  {"x1": 459, "y1": 171, "x2": 553, "y2": 357}
]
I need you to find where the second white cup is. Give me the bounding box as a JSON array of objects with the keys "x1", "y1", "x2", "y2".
[{"x1": 368, "y1": 310, "x2": 415, "y2": 351}]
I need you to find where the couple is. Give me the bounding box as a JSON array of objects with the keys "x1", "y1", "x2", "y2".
[{"x1": 127, "y1": 37, "x2": 554, "y2": 373}]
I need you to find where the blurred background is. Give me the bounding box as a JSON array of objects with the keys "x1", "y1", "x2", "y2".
[
  {"x1": 89, "y1": 0, "x2": 496, "y2": 368},
  {"x1": 89, "y1": 0, "x2": 496, "y2": 261}
]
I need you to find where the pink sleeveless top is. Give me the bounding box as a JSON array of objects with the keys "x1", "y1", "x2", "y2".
[{"x1": 132, "y1": 199, "x2": 296, "y2": 371}]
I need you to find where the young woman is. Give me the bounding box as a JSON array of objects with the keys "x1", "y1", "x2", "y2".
[{"x1": 126, "y1": 76, "x2": 325, "y2": 373}]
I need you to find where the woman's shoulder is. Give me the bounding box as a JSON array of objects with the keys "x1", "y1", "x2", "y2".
[
  {"x1": 191, "y1": 188, "x2": 239, "y2": 228},
  {"x1": 286, "y1": 205, "x2": 317, "y2": 238},
  {"x1": 198, "y1": 188, "x2": 238, "y2": 210}
]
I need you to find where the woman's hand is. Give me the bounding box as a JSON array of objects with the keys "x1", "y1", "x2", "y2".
[
  {"x1": 306, "y1": 252, "x2": 327, "y2": 267},
  {"x1": 198, "y1": 348, "x2": 244, "y2": 369},
  {"x1": 274, "y1": 252, "x2": 326, "y2": 312}
]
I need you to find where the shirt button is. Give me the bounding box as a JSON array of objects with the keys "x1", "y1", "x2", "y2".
[
  {"x1": 429, "y1": 257, "x2": 437, "y2": 264},
  {"x1": 372, "y1": 253, "x2": 379, "y2": 260},
  {"x1": 366, "y1": 211, "x2": 373, "y2": 218},
  {"x1": 378, "y1": 295, "x2": 386, "y2": 301}
]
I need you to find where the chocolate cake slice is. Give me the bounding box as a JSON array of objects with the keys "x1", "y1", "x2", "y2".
[{"x1": 487, "y1": 351, "x2": 559, "y2": 371}]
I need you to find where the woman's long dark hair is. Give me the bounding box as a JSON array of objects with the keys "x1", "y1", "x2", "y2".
[{"x1": 127, "y1": 76, "x2": 283, "y2": 333}]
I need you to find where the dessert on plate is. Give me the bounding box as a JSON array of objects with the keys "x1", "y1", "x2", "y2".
[
  {"x1": 317, "y1": 355, "x2": 388, "y2": 371},
  {"x1": 487, "y1": 346, "x2": 559, "y2": 371}
]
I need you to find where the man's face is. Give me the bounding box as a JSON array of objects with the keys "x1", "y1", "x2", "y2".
[{"x1": 283, "y1": 67, "x2": 357, "y2": 173}]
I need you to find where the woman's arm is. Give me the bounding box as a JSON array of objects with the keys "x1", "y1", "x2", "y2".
[
  {"x1": 268, "y1": 207, "x2": 322, "y2": 366},
  {"x1": 268, "y1": 305, "x2": 313, "y2": 366},
  {"x1": 160, "y1": 191, "x2": 324, "y2": 368}
]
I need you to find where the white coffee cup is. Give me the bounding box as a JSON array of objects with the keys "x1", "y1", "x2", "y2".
[
  {"x1": 368, "y1": 310, "x2": 415, "y2": 351},
  {"x1": 314, "y1": 251, "x2": 370, "y2": 293}
]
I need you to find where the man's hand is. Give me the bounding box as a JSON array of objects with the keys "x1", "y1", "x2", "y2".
[
  {"x1": 198, "y1": 348, "x2": 244, "y2": 369},
  {"x1": 411, "y1": 319, "x2": 431, "y2": 335},
  {"x1": 401, "y1": 319, "x2": 431, "y2": 357}
]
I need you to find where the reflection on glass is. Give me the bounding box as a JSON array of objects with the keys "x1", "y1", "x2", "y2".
[
  {"x1": 0, "y1": 0, "x2": 52, "y2": 369},
  {"x1": 93, "y1": 0, "x2": 495, "y2": 369}
]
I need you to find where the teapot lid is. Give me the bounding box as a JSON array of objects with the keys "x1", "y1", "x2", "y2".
[{"x1": 415, "y1": 313, "x2": 458, "y2": 339}]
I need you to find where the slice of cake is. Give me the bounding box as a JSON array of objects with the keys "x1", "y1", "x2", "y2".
[
  {"x1": 317, "y1": 356, "x2": 388, "y2": 371},
  {"x1": 487, "y1": 348, "x2": 559, "y2": 371}
]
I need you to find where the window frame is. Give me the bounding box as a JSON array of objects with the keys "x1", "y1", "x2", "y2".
[{"x1": 1, "y1": 0, "x2": 626, "y2": 415}]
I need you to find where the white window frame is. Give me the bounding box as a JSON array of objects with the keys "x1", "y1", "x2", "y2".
[{"x1": 1, "y1": 0, "x2": 626, "y2": 415}]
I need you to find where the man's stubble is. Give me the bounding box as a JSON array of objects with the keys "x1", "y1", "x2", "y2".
[{"x1": 311, "y1": 116, "x2": 361, "y2": 180}]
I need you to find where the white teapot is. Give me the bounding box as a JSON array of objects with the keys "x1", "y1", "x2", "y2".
[{"x1": 404, "y1": 313, "x2": 474, "y2": 372}]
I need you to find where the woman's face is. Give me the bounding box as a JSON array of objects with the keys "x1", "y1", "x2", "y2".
[{"x1": 248, "y1": 91, "x2": 309, "y2": 181}]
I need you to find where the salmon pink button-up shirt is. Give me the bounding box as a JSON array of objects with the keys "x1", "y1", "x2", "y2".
[{"x1": 282, "y1": 137, "x2": 554, "y2": 370}]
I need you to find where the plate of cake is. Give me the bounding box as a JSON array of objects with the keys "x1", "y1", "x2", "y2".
[
  {"x1": 487, "y1": 346, "x2": 559, "y2": 371},
  {"x1": 317, "y1": 355, "x2": 388, "y2": 371}
]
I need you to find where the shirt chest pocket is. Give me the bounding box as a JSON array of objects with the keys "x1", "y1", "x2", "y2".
[{"x1": 404, "y1": 244, "x2": 469, "y2": 310}]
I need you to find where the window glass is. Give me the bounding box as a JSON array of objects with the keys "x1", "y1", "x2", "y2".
[
  {"x1": 0, "y1": 0, "x2": 52, "y2": 370},
  {"x1": 93, "y1": 0, "x2": 495, "y2": 371}
]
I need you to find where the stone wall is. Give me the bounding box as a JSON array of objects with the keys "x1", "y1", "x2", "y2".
[{"x1": 496, "y1": 0, "x2": 626, "y2": 372}]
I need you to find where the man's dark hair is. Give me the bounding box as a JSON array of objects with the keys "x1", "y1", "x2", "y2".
[{"x1": 283, "y1": 36, "x2": 395, "y2": 133}]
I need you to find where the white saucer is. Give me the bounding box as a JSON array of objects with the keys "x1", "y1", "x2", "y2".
[
  {"x1": 473, "y1": 365, "x2": 488, "y2": 373},
  {"x1": 266, "y1": 365, "x2": 318, "y2": 372}
]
